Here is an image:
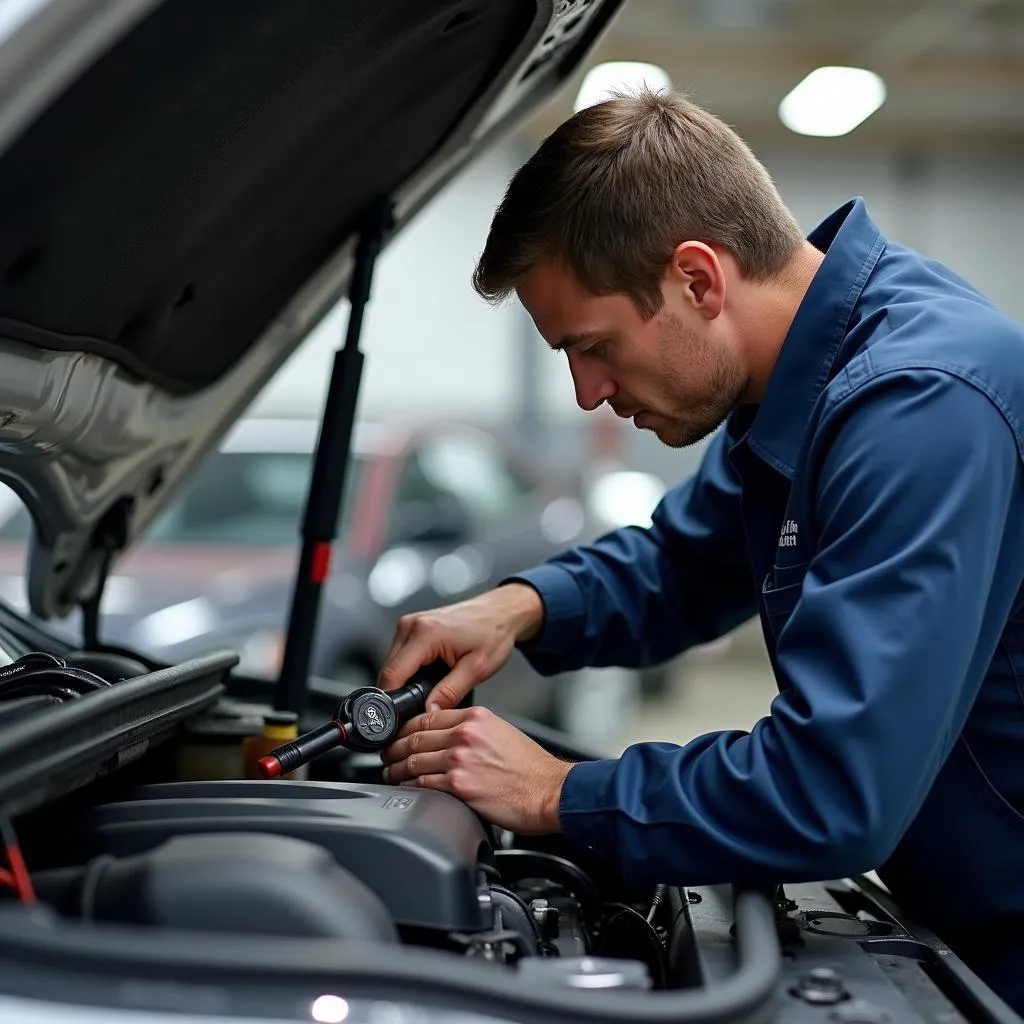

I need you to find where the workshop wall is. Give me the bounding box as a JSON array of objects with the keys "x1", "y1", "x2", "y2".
[{"x1": 251, "y1": 144, "x2": 524, "y2": 423}]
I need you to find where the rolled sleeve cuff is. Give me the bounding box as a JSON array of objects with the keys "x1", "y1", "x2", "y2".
[
  {"x1": 501, "y1": 563, "x2": 587, "y2": 661},
  {"x1": 557, "y1": 757, "x2": 620, "y2": 862}
]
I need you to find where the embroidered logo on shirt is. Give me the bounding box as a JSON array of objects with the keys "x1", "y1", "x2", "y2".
[{"x1": 778, "y1": 519, "x2": 799, "y2": 548}]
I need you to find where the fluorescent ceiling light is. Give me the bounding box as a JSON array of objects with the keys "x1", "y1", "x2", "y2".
[
  {"x1": 574, "y1": 61, "x2": 672, "y2": 113},
  {"x1": 779, "y1": 66, "x2": 887, "y2": 137}
]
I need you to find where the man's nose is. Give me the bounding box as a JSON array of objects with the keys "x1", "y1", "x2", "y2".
[{"x1": 568, "y1": 355, "x2": 616, "y2": 412}]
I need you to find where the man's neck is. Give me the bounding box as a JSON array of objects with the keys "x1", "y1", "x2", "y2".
[{"x1": 736, "y1": 241, "x2": 825, "y2": 403}]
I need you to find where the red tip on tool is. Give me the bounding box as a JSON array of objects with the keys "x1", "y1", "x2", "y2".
[{"x1": 258, "y1": 755, "x2": 282, "y2": 779}]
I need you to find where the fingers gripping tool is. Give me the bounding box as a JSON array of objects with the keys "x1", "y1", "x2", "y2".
[{"x1": 257, "y1": 661, "x2": 447, "y2": 778}]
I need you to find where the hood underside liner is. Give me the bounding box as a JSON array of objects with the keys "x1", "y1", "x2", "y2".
[{"x1": 0, "y1": 0, "x2": 533, "y2": 394}]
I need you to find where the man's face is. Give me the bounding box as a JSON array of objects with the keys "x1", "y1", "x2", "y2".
[{"x1": 517, "y1": 258, "x2": 748, "y2": 448}]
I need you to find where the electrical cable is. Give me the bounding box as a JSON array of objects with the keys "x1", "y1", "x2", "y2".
[
  {"x1": 0, "y1": 653, "x2": 111, "y2": 705},
  {"x1": 0, "y1": 816, "x2": 34, "y2": 904}
]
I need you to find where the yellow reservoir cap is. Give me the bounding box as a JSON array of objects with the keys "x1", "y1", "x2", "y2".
[{"x1": 261, "y1": 711, "x2": 299, "y2": 741}]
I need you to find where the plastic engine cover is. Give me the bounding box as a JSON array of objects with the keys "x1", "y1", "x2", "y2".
[
  {"x1": 51, "y1": 833, "x2": 400, "y2": 942},
  {"x1": 72, "y1": 780, "x2": 492, "y2": 932}
]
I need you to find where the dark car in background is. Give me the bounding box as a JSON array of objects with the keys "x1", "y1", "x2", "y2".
[{"x1": 0, "y1": 414, "x2": 639, "y2": 748}]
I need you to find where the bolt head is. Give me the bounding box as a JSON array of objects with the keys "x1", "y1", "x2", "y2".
[{"x1": 793, "y1": 967, "x2": 848, "y2": 1005}]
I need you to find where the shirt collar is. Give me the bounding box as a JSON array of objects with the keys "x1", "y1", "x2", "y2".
[{"x1": 743, "y1": 197, "x2": 886, "y2": 478}]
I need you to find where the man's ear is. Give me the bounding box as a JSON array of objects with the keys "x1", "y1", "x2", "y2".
[{"x1": 666, "y1": 241, "x2": 726, "y2": 320}]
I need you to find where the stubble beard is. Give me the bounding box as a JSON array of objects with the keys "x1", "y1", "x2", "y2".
[{"x1": 653, "y1": 314, "x2": 747, "y2": 449}]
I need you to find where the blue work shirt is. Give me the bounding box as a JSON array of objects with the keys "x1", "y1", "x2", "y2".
[{"x1": 511, "y1": 198, "x2": 1024, "y2": 1008}]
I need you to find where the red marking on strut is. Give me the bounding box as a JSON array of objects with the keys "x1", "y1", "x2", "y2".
[{"x1": 311, "y1": 541, "x2": 332, "y2": 583}]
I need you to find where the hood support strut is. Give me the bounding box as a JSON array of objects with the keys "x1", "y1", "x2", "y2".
[
  {"x1": 80, "y1": 497, "x2": 134, "y2": 650},
  {"x1": 274, "y1": 200, "x2": 393, "y2": 716}
]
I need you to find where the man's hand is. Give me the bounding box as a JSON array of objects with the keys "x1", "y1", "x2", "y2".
[
  {"x1": 378, "y1": 584, "x2": 544, "y2": 711},
  {"x1": 380, "y1": 706, "x2": 573, "y2": 834}
]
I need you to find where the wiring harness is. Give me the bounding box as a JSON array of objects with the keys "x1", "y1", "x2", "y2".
[{"x1": 0, "y1": 652, "x2": 111, "y2": 705}]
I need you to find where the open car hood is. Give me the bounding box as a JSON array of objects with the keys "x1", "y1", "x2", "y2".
[{"x1": 0, "y1": 0, "x2": 623, "y2": 620}]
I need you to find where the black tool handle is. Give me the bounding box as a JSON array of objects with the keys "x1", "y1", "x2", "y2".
[
  {"x1": 391, "y1": 678, "x2": 430, "y2": 720},
  {"x1": 258, "y1": 720, "x2": 347, "y2": 778},
  {"x1": 258, "y1": 662, "x2": 448, "y2": 775}
]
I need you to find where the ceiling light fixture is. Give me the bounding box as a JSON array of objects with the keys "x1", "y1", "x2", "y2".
[
  {"x1": 778, "y1": 65, "x2": 887, "y2": 137},
  {"x1": 574, "y1": 61, "x2": 672, "y2": 112}
]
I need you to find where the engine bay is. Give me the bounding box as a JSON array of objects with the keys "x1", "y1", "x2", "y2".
[
  {"x1": 13, "y1": 770, "x2": 1000, "y2": 1015},
  {"x1": 26, "y1": 772, "x2": 705, "y2": 982},
  {"x1": 0, "y1": 648, "x2": 1012, "y2": 1023}
]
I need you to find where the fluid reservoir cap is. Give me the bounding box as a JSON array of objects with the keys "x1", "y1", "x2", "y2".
[
  {"x1": 262, "y1": 711, "x2": 299, "y2": 740},
  {"x1": 265, "y1": 711, "x2": 298, "y2": 726}
]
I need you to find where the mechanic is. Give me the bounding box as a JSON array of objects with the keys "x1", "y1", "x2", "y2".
[{"x1": 379, "y1": 89, "x2": 1024, "y2": 1011}]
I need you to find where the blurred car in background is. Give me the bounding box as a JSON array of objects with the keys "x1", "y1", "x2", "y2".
[{"x1": 0, "y1": 415, "x2": 640, "y2": 747}]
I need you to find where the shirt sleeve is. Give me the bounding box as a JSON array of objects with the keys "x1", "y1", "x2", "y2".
[
  {"x1": 506, "y1": 425, "x2": 757, "y2": 676},
  {"x1": 558, "y1": 370, "x2": 1024, "y2": 887}
]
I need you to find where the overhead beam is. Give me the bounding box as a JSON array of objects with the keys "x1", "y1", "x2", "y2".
[
  {"x1": 857, "y1": 0, "x2": 1002, "y2": 67},
  {"x1": 583, "y1": 33, "x2": 1024, "y2": 84},
  {"x1": 518, "y1": 97, "x2": 1024, "y2": 153}
]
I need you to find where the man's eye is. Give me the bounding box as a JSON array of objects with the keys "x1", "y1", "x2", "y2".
[{"x1": 583, "y1": 340, "x2": 607, "y2": 358}]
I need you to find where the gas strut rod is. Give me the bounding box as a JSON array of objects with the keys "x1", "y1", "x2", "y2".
[{"x1": 275, "y1": 199, "x2": 394, "y2": 716}]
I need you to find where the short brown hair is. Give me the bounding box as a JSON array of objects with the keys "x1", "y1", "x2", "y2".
[{"x1": 473, "y1": 88, "x2": 804, "y2": 318}]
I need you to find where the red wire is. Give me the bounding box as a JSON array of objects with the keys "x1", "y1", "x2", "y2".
[
  {"x1": 5, "y1": 845, "x2": 34, "y2": 904},
  {"x1": 0, "y1": 818, "x2": 34, "y2": 904},
  {"x1": 0, "y1": 867, "x2": 15, "y2": 889}
]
